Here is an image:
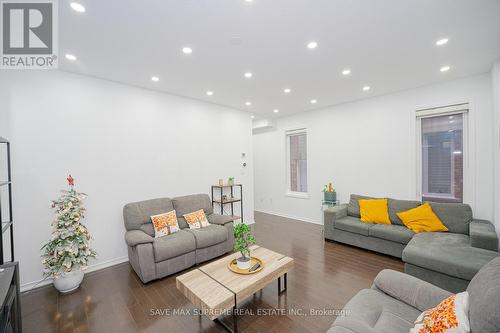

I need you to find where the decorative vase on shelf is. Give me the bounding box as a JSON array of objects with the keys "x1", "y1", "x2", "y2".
[
  {"x1": 228, "y1": 177, "x2": 235, "y2": 185},
  {"x1": 41, "y1": 175, "x2": 97, "y2": 294},
  {"x1": 324, "y1": 191, "x2": 337, "y2": 202}
]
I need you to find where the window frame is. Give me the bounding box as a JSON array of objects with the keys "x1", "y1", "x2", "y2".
[
  {"x1": 285, "y1": 128, "x2": 309, "y2": 199},
  {"x1": 415, "y1": 104, "x2": 470, "y2": 203}
]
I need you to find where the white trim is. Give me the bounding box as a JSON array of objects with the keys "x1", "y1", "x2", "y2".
[
  {"x1": 416, "y1": 103, "x2": 469, "y2": 117},
  {"x1": 254, "y1": 209, "x2": 321, "y2": 225},
  {"x1": 21, "y1": 256, "x2": 129, "y2": 292},
  {"x1": 284, "y1": 191, "x2": 309, "y2": 199}
]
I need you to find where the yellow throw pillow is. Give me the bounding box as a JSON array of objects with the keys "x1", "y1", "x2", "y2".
[
  {"x1": 150, "y1": 210, "x2": 180, "y2": 238},
  {"x1": 397, "y1": 202, "x2": 448, "y2": 233},
  {"x1": 183, "y1": 209, "x2": 210, "y2": 229},
  {"x1": 359, "y1": 199, "x2": 391, "y2": 224}
]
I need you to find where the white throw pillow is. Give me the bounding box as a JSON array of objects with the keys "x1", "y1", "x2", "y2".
[{"x1": 411, "y1": 291, "x2": 470, "y2": 333}]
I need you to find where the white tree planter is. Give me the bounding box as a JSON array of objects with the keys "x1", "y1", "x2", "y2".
[{"x1": 53, "y1": 270, "x2": 84, "y2": 293}]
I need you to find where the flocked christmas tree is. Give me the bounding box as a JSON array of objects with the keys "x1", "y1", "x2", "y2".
[{"x1": 42, "y1": 175, "x2": 96, "y2": 277}]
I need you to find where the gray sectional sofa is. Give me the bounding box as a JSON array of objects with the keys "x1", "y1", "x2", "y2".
[
  {"x1": 327, "y1": 256, "x2": 500, "y2": 333},
  {"x1": 324, "y1": 194, "x2": 499, "y2": 292},
  {"x1": 123, "y1": 194, "x2": 235, "y2": 283}
]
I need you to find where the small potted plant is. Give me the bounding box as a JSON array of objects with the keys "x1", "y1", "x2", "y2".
[
  {"x1": 233, "y1": 223, "x2": 256, "y2": 269},
  {"x1": 323, "y1": 182, "x2": 337, "y2": 202},
  {"x1": 228, "y1": 177, "x2": 235, "y2": 185}
]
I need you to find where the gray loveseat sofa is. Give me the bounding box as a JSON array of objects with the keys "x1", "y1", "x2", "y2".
[
  {"x1": 327, "y1": 256, "x2": 500, "y2": 333},
  {"x1": 324, "y1": 194, "x2": 499, "y2": 292},
  {"x1": 123, "y1": 194, "x2": 235, "y2": 283}
]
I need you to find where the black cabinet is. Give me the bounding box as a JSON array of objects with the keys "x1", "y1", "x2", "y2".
[{"x1": 0, "y1": 262, "x2": 21, "y2": 333}]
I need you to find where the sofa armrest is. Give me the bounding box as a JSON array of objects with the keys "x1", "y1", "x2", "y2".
[
  {"x1": 125, "y1": 230, "x2": 154, "y2": 247},
  {"x1": 324, "y1": 204, "x2": 348, "y2": 239},
  {"x1": 373, "y1": 269, "x2": 452, "y2": 312},
  {"x1": 469, "y1": 219, "x2": 499, "y2": 251},
  {"x1": 208, "y1": 214, "x2": 236, "y2": 226}
]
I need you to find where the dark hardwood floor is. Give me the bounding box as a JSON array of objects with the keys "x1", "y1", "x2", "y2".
[{"x1": 21, "y1": 212, "x2": 403, "y2": 333}]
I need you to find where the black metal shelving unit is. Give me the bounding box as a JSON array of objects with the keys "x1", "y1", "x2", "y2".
[
  {"x1": 211, "y1": 184, "x2": 243, "y2": 223},
  {"x1": 0, "y1": 137, "x2": 14, "y2": 265}
]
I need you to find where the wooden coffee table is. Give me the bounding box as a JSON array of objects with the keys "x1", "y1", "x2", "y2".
[{"x1": 176, "y1": 245, "x2": 294, "y2": 333}]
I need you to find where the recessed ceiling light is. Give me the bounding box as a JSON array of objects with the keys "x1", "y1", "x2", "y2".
[
  {"x1": 342, "y1": 69, "x2": 351, "y2": 76},
  {"x1": 310, "y1": 99, "x2": 317, "y2": 104},
  {"x1": 206, "y1": 91, "x2": 214, "y2": 96},
  {"x1": 307, "y1": 41, "x2": 318, "y2": 49},
  {"x1": 245, "y1": 101, "x2": 252, "y2": 106},
  {"x1": 182, "y1": 47, "x2": 193, "y2": 54},
  {"x1": 273, "y1": 109, "x2": 279, "y2": 113},
  {"x1": 70, "y1": 2, "x2": 85, "y2": 13},
  {"x1": 440, "y1": 65, "x2": 450, "y2": 72},
  {"x1": 283, "y1": 88, "x2": 291, "y2": 94},
  {"x1": 245, "y1": 0, "x2": 253, "y2": 2},
  {"x1": 250, "y1": 115, "x2": 255, "y2": 119},
  {"x1": 436, "y1": 38, "x2": 449, "y2": 46},
  {"x1": 244, "y1": 72, "x2": 253, "y2": 78},
  {"x1": 65, "y1": 54, "x2": 77, "y2": 61},
  {"x1": 362, "y1": 86, "x2": 371, "y2": 91},
  {"x1": 151, "y1": 76, "x2": 159, "y2": 82}
]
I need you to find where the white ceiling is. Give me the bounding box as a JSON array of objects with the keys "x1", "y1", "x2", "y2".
[{"x1": 59, "y1": 0, "x2": 500, "y2": 118}]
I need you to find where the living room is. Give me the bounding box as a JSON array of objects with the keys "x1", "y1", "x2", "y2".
[{"x1": 0, "y1": 1, "x2": 499, "y2": 332}]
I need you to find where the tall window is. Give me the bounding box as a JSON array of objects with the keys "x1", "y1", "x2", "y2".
[
  {"x1": 286, "y1": 129, "x2": 308, "y2": 194},
  {"x1": 417, "y1": 104, "x2": 468, "y2": 203}
]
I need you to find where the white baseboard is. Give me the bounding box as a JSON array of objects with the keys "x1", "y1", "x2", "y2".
[
  {"x1": 21, "y1": 256, "x2": 129, "y2": 292},
  {"x1": 254, "y1": 209, "x2": 321, "y2": 225},
  {"x1": 20, "y1": 221, "x2": 256, "y2": 293}
]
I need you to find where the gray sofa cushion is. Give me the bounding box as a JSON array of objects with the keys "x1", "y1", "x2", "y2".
[
  {"x1": 177, "y1": 217, "x2": 189, "y2": 230},
  {"x1": 427, "y1": 202, "x2": 472, "y2": 235},
  {"x1": 467, "y1": 257, "x2": 500, "y2": 333},
  {"x1": 369, "y1": 224, "x2": 414, "y2": 244},
  {"x1": 374, "y1": 269, "x2": 452, "y2": 312},
  {"x1": 172, "y1": 194, "x2": 214, "y2": 217},
  {"x1": 347, "y1": 194, "x2": 377, "y2": 217},
  {"x1": 187, "y1": 224, "x2": 228, "y2": 248},
  {"x1": 153, "y1": 230, "x2": 196, "y2": 262},
  {"x1": 387, "y1": 198, "x2": 421, "y2": 225},
  {"x1": 328, "y1": 289, "x2": 420, "y2": 333},
  {"x1": 335, "y1": 216, "x2": 372, "y2": 236},
  {"x1": 403, "y1": 232, "x2": 498, "y2": 280},
  {"x1": 123, "y1": 197, "x2": 174, "y2": 232}
]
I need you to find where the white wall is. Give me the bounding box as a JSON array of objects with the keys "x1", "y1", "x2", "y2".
[
  {"x1": 0, "y1": 70, "x2": 254, "y2": 288},
  {"x1": 493, "y1": 62, "x2": 500, "y2": 237},
  {"x1": 254, "y1": 74, "x2": 494, "y2": 226}
]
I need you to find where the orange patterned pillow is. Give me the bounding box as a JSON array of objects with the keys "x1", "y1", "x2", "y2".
[
  {"x1": 150, "y1": 210, "x2": 180, "y2": 238},
  {"x1": 411, "y1": 292, "x2": 470, "y2": 333},
  {"x1": 183, "y1": 209, "x2": 210, "y2": 229}
]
